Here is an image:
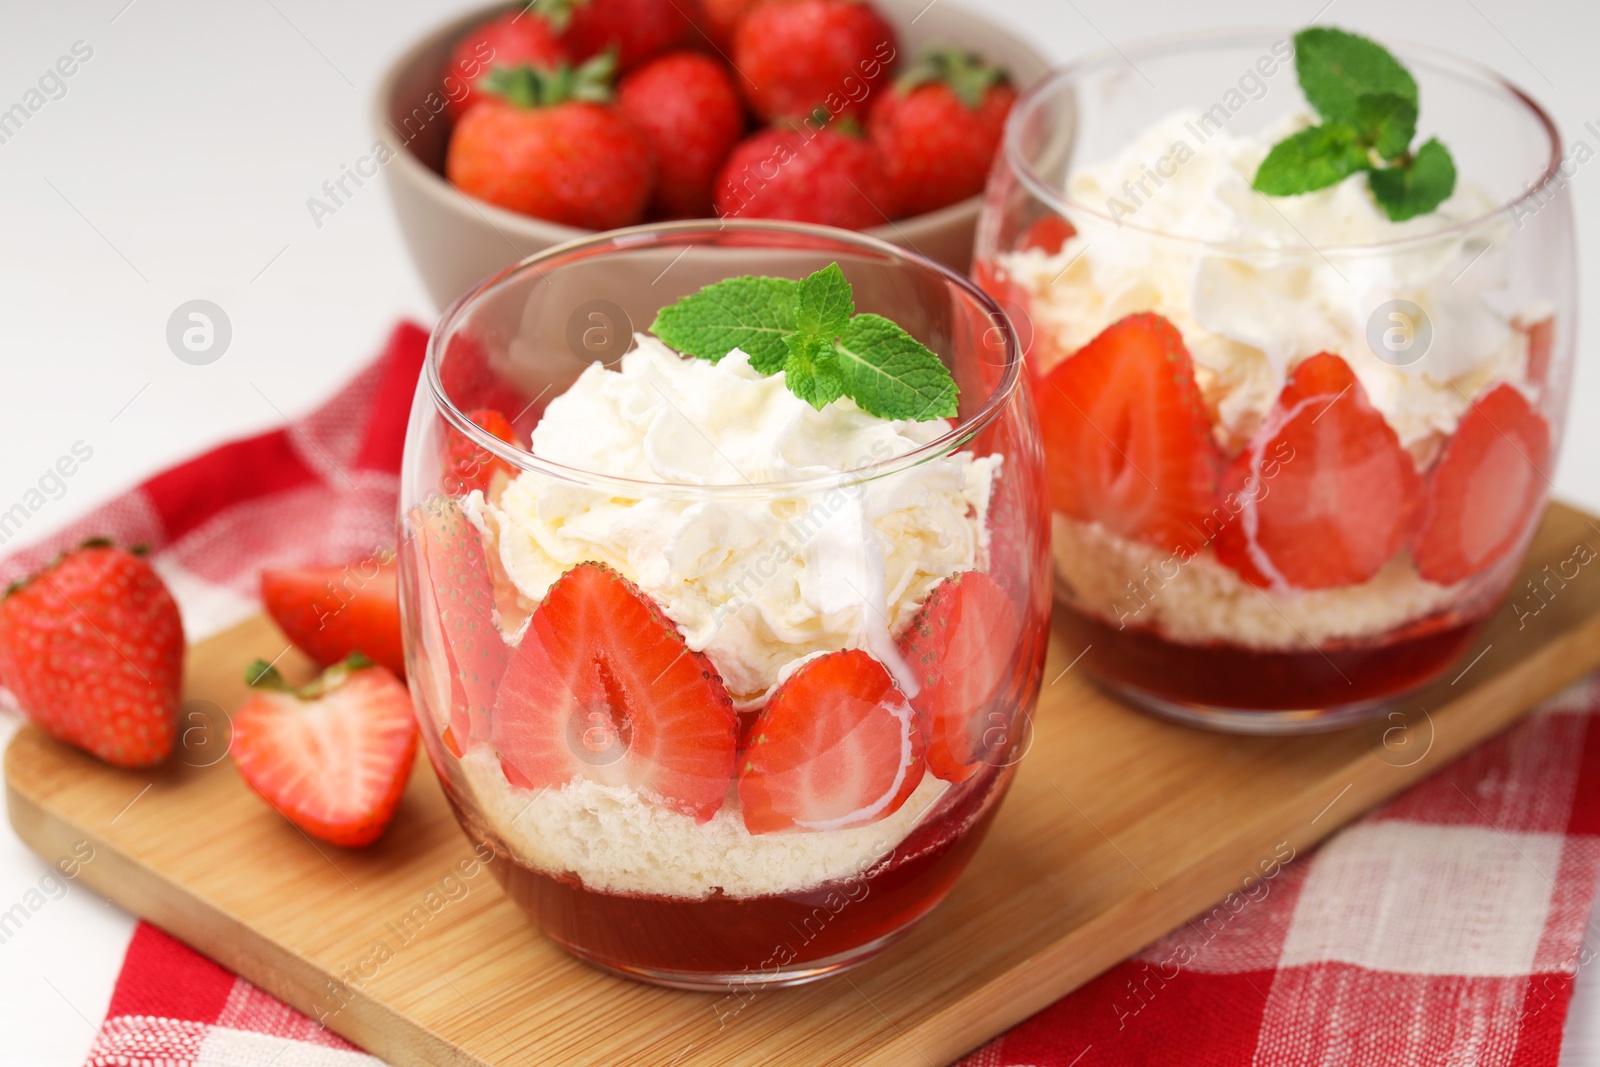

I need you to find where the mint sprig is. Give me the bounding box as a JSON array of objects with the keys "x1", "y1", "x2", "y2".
[
  {"x1": 651, "y1": 264, "x2": 959, "y2": 421},
  {"x1": 1253, "y1": 27, "x2": 1456, "y2": 221}
]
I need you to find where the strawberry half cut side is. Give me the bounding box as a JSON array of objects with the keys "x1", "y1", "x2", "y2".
[
  {"x1": 491, "y1": 562, "x2": 737, "y2": 823},
  {"x1": 738, "y1": 649, "x2": 927, "y2": 835},
  {"x1": 1036, "y1": 313, "x2": 1222, "y2": 557},
  {"x1": 231, "y1": 655, "x2": 419, "y2": 848},
  {"x1": 443, "y1": 408, "x2": 518, "y2": 499},
  {"x1": 1214, "y1": 352, "x2": 1421, "y2": 591},
  {"x1": 898, "y1": 570, "x2": 1019, "y2": 783},
  {"x1": 1412, "y1": 382, "x2": 1551, "y2": 586},
  {"x1": 413, "y1": 499, "x2": 508, "y2": 757}
]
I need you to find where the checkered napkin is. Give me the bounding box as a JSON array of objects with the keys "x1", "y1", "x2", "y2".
[{"x1": 8, "y1": 324, "x2": 1597, "y2": 1066}]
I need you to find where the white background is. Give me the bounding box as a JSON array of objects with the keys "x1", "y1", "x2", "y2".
[{"x1": 0, "y1": 1, "x2": 1596, "y2": 1064}]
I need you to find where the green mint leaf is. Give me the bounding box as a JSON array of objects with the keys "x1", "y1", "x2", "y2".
[
  {"x1": 1355, "y1": 92, "x2": 1417, "y2": 160},
  {"x1": 652, "y1": 262, "x2": 960, "y2": 420},
  {"x1": 796, "y1": 263, "x2": 853, "y2": 339},
  {"x1": 1252, "y1": 122, "x2": 1370, "y2": 195},
  {"x1": 1295, "y1": 27, "x2": 1417, "y2": 125},
  {"x1": 1368, "y1": 138, "x2": 1457, "y2": 221},
  {"x1": 782, "y1": 334, "x2": 846, "y2": 409},
  {"x1": 832, "y1": 314, "x2": 958, "y2": 420},
  {"x1": 650, "y1": 276, "x2": 800, "y2": 374}
]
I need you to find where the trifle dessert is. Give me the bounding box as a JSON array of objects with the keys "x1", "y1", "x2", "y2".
[
  {"x1": 975, "y1": 28, "x2": 1574, "y2": 730},
  {"x1": 398, "y1": 224, "x2": 1049, "y2": 986}
]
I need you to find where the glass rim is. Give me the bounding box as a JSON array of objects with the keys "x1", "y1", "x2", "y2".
[
  {"x1": 1002, "y1": 26, "x2": 1565, "y2": 255},
  {"x1": 425, "y1": 219, "x2": 1024, "y2": 499}
]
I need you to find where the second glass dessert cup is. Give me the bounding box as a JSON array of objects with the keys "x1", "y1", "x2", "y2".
[
  {"x1": 975, "y1": 31, "x2": 1575, "y2": 733},
  {"x1": 397, "y1": 221, "x2": 1051, "y2": 988}
]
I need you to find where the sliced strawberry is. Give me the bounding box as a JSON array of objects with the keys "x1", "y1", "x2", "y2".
[
  {"x1": 738, "y1": 649, "x2": 925, "y2": 835},
  {"x1": 1214, "y1": 353, "x2": 1421, "y2": 590},
  {"x1": 898, "y1": 571, "x2": 1018, "y2": 782},
  {"x1": 1519, "y1": 315, "x2": 1555, "y2": 388},
  {"x1": 1036, "y1": 313, "x2": 1222, "y2": 555},
  {"x1": 261, "y1": 559, "x2": 404, "y2": 678},
  {"x1": 413, "y1": 499, "x2": 508, "y2": 757},
  {"x1": 1022, "y1": 215, "x2": 1077, "y2": 255},
  {"x1": 438, "y1": 332, "x2": 528, "y2": 421},
  {"x1": 1412, "y1": 383, "x2": 1550, "y2": 585},
  {"x1": 492, "y1": 562, "x2": 737, "y2": 822},
  {"x1": 231, "y1": 656, "x2": 419, "y2": 848},
  {"x1": 444, "y1": 408, "x2": 517, "y2": 498}
]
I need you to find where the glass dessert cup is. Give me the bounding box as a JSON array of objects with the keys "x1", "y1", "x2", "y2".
[
  {"x1": 973, "y1": 31, "x2": 1575, "y2": 734},
  {"x1": 398, "y1": 221, "x2": 1052, "y2": 988}
]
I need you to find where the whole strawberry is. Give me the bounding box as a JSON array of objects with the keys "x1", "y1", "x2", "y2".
[
  {"x1": 536, "y1": 0, "x2": 693, "y2": 71},
  {"x1": 446, "y1": 56, "x2": 655, "y2": 230},
  {"x1": 733, "y1": 0, "x2": 898, "y2": 123},
  {"x1": 443, "y1": 9, "x2": 568, "y2": 119},
  {"x1": 618, "y1": 51, "x2": 746, "y2": 218},
  {"x1": 0, "y1": 541, "x2": 183, "y2": 767},
  {"x1": 868, "y1": 50, "x2": 1017, "y2": 218},
  {"x1": 715, "y1": 125, "x2": 889, "y2": 229}
]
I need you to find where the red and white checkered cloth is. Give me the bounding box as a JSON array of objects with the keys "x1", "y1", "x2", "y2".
[{"x1": 4, "y1": 323, "x2": 1597, "y2": 1066}]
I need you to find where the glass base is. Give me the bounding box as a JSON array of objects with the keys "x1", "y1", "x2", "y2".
[
  {"x1": 1103, "y1": 679, "x2": 1402, "y2": 735},
  {"x1": 551, "y1": 928, "x2": 911, "y2": 991}
]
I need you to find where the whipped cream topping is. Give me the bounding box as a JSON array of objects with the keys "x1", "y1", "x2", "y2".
[
  {"x1": 478, "y1": 335, "x2": 1001, "y2": 704},
  {"x1": 1003, "y1": 110, "x2": 1530, "y2": 450}
]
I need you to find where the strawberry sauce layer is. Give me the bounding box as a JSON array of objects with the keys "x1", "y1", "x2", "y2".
[
  {"x1": 443, "y1": 760, "x2": 1012, "y2": 980},
  {"x1": 1057, "y1": 603, "x2": 1485, "y2": 712}
]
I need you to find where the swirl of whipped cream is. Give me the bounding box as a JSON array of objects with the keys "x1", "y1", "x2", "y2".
[
  {"x1": 474, "y1": 335, "x2": 1000, "y2": 705},
  {"x1": 1002, "y1": 110, "x2": 1532, "y2": 452}
]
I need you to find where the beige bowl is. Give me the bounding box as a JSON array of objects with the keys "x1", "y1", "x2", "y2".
[{"x1": 374, "y1": 0, "x2": 1053, "y2": 308}]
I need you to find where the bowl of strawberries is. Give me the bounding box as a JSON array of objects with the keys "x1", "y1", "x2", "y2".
[{"x1": 374, "y1": 0, "x2": 1051, "y2": 307}]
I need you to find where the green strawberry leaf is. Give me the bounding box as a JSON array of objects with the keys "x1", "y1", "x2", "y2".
[
  {"x1": 1355, "y1": 92, "x2": 1417, "y2": 160},
  {"x1": 896, "y1": 49, "x2": 1007, "y2": 109},
  {"x1": 527, "y1": 0, "x2": 582, "y2": 33},
  {"x1": 1368, "y1": 138, "x2": 1457, "y2": 221},
  {"x1": 481, "y1": 53, "x2": 616, "y2": 107},
  {"x1": 650, "y1": 275, "x2": 801, "y2": 374},
  {"x1": 832, "y1": 314, "x2": 958, "y2": 420},
  {"x1": 796, "y1": 263, "x2": 854, "y2": 338},
  {"x1": 1252, "y1": 121, "x2": 1370, "y2": 195},
  {"x1": 1295, "y1": 27, "x2": 1417, "y2": 125}
]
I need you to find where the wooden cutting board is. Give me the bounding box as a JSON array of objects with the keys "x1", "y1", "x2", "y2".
[{"x1": 9, "y1": 502, "x2": 1600, "y2": 1067}]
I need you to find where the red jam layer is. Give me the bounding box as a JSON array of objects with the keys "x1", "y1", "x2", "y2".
[
  {"x1": 1055, "y1": 603, "x2": 1490, "y2": 711},
  {"x1": 444, "y1": 763, "x2": 1011, "y2": 981}
]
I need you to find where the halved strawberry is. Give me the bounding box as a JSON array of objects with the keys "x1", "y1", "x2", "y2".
[
  {"x1": 261, "y1": 558, "x2": 404, "y2": 678},
  {"x1": 231, "y1": 656, "x2": 418, "y2": 848},
  {"x1": 1036, "y1": 313, "x2": 1222, "y2": 555},
  {"x1": 898, "y1": 571, "x2": 1018, "y2": 782},
  {"x1": 492, "y1": 562, "x2": 737, "y2": 822},
  {"x1": 1214, "y1": 353, "x2": 1421, "y2": 590},
  {"x1": 1022, "y1": 215, "x2": 1077, "y2": 255},
  {"x1": 413, "y1": 499, "x2": 508, "y2": 757},
  {"x1": 438, "y1": 332, "x2": 529, "y2": 421},
  {"x1": 1412, "y1": 383, "x2": 1550, "y2": 585},
  {"x1": 444, "y1": 408, "x2": 517, "y2": 498},
  {"x1": 738, "y1": 649, "x2": 925, "y2": 835},
  {"x1": 1518, "y1": 315, "x2": 1555, "y2": 388}
]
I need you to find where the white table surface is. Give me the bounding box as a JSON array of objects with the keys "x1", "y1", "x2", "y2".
[{"x1": 1, "y1": 1, "x2": 1597, "y2": 1064}]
